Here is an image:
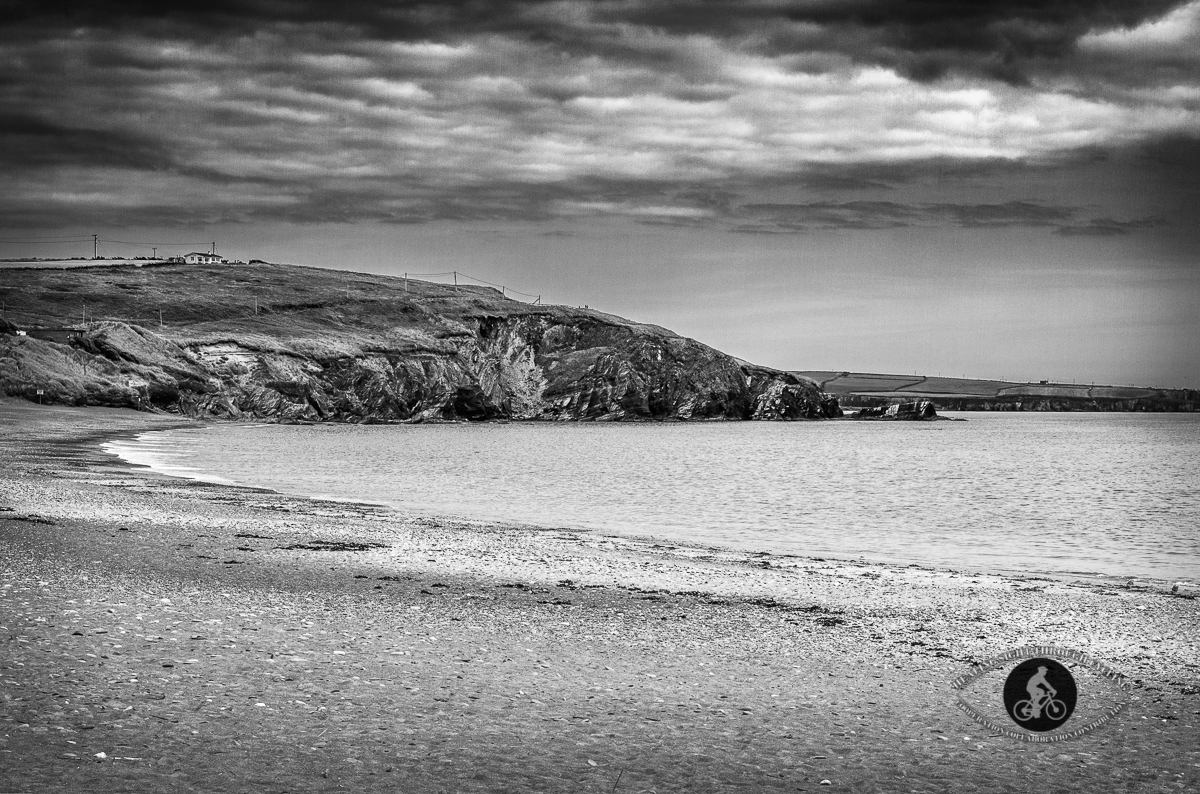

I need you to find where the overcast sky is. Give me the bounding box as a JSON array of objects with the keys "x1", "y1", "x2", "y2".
[{"x1": 2, "y1": 1, "x2": 1197, "y2": 387}]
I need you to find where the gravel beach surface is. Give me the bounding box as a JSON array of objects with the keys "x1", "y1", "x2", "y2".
[{"x1": 1, "y1": 402, "x2": 1197, "y2": 793}]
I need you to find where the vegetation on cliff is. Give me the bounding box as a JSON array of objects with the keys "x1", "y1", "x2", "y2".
[{"x1": 1, "y1": 261, "x2": 831, "y2": 422}]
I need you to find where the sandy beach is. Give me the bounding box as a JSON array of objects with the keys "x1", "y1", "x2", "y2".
[{"x1": 1, "y1": 402, "x2": 1197, "y2": 793}]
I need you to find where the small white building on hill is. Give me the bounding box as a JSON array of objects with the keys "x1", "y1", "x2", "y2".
[{"x1": 179, "y1": 252, "x2": 225, "y2": 264}]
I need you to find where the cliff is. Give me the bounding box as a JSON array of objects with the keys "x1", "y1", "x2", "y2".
[{"x1": 0, "y1": 261, "x2": 828, "y2": 422}]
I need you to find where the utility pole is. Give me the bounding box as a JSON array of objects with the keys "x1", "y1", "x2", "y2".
[
  {"x1": 92, "y1": 234, "x2": 98, "y2": 259},
  {"x1": 453, "y1": 271, "x2": 458, "y2": 292}
]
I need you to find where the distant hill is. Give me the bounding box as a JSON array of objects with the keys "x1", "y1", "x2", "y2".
[
  {"x1": 0, "y1": 258, "x2": 171, "y2": 269},
  {"x1": 797, "y1": 371, "x2": 1199, "y2": 412},
  {"x1": 0, "y1": 260, "x2": 830, "y2": 422}
]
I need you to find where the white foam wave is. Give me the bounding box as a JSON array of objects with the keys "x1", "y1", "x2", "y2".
[{"x1": 102, "y1": 429, "x2": 237, "y2": 486}]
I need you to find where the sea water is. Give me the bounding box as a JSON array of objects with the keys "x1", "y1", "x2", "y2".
[{"x1": 105, "y1": 413, "x2": 1200, "y2": 582}]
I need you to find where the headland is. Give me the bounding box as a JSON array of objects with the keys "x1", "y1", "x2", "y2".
[{"x1": 0, "y1": 261, "x2": 833, "y2": 423}]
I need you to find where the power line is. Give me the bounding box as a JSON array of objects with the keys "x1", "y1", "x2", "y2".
[
  {"x1": 404, "y1": 269, "x2": 543, "y2": 303},
  {"x1": 457, "y1": 271, "x2": 540, "y2": 300},
  {"x1": 0, "y1": 238, "x2": 94, "y2": 244},
  {"x1": 0, "y1": 239, "x2": 93, "y2": 245},
  {"x1": 99, "y1": 238, "x2": 214, "y2": 247},
  {"x1": 0, "y1": 234, "x2": 93, "y2": 241},
  {"x1": 0, "y1": 236, "x2": 213, "y2": 248}
]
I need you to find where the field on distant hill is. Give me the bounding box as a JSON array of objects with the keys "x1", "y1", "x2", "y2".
[
  {"x1": 796, "y1": 372, "x2": 1197, "y2": 412},
  {"x1": 0, "y1": 258, "x2": 167, "y2": 269}
]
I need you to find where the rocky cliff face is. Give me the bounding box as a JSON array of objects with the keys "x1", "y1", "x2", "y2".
[{"x1": 1, "y1": 262, "x2": 828, "y2": 422}]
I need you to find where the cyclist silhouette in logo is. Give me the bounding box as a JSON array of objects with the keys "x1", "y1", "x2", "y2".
[
  {"x1": 1006, "y1": 659, "x2": 1073, "y2": 726},
  {"x1": 1022, "y1": 665, "x2": 1058, "y2": 720}
]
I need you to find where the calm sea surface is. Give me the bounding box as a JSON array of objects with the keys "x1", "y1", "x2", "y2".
[{"x1": 105, "y1": 414, "x2": 1200, "y2": 582}]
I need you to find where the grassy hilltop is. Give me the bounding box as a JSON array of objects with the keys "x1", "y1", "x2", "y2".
[{"x1": 0, "y1": 261, "x2": 827, "y2": 422}]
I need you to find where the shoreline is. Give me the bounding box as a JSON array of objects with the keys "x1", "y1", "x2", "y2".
[
  {"x1": 2, "y1": 402, "x2": 1197, "y2": 792},
  {"x1": 102, "y1": 411, "x2": 1190, "y2": 589}
]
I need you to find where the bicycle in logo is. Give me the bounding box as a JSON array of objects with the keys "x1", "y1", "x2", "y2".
[{"x1": 1011, "y1": 693, "x2": 1068, "y2": 723}]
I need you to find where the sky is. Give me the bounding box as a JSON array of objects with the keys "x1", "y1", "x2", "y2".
[{"x1": 1, "y1": 1, "x2": 1198, "y2": 387}]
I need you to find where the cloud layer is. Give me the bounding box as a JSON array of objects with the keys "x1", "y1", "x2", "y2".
[{"x1": 1, "y1": 0, "x2": 1197, "y2": 230}]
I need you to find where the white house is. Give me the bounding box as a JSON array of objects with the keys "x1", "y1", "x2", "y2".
[{"x1": 183, "y1": 252, "x2": 225, "y2": 264}]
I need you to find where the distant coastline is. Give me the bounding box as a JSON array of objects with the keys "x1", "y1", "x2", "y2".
[{"x1": 798, "y1": 371, "x2": 1199, "y2": 412}]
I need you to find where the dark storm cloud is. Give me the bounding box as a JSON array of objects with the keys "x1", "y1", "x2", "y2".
[
  {"x1": 0, "y1": 0, "x2": 1197, "y2": 230},
  {"x1": 1053, "y1": 217, "x2": 1162, "y2": 236},
  {"x1": 727, "y1": 199, "x2": 1161, "y2": 234},
  {"x1": 606, "y1": 0, "x2": 1186, "y2": 83},
  {"x1": 0, "y1": 114, "x2": 173, "y2": 170}
]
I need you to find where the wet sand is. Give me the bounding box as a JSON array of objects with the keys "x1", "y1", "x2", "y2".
[{"x1": 1, "y1": 402, "x2": 1197, "y2": 793}]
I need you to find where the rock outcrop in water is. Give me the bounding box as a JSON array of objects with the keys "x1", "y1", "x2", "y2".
[
  {"x1": 1, "y1": 261, "x2": 829, "y2": 422},
  {"x1": 847, "y1": 400, "x2": 937, "y2": 420}
]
